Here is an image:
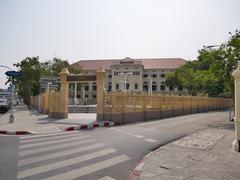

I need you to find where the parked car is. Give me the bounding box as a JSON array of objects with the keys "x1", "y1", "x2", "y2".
[{"x1": 0, "y1": 97, "x2": 9, "y2": 112}]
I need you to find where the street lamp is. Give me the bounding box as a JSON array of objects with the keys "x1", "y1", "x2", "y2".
[
  {"x1": 119, "y1": 72, "x2": 133, "y2": 93},
  {"x1": 0, "y1": 65, "x2": 14, "y2": 123},
  {"x1": 203, "y1": 45, "x2": 221, "y2": 49}
]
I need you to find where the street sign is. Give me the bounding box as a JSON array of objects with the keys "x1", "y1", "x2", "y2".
[{"x1": 5, "y1": 71, "x2": 22, "y2": 78}]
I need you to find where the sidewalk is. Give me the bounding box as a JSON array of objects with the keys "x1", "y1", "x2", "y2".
[
  {"x1": 134, "y1": 122, "x2": 240, "y2": 180},
  {"x1": 0, "y1": 104, "x2": 97, "y2": 134}
]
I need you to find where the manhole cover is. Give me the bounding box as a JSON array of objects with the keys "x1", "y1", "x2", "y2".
[{"x1": 174, "y1": 132, "x2": 224, "y2": 149}]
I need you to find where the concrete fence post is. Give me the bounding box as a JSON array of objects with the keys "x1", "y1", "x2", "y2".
[{"x1": 232, "y1": 63, "x2": 240, "y2": 152}]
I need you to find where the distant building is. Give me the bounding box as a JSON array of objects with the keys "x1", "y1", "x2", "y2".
[
  {"x1": 40, "y1": 76, "x2": 59, "y2": 93},
  {"x1": 70, "y1": 57, "x2": 187, "y2": 105}
]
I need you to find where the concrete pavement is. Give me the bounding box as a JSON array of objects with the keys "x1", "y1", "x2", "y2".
[
  {"x1": 0, "y1": 105, "x2": 98, "y2": 134},
  {"x1": 133, "y1": 124, "x2": 240, "y2": 180}
]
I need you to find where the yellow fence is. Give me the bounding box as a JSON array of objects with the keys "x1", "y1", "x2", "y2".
[
  {"x1": 30, "y1": 91, "x2": 49, "y2": 113},
  {"x1": 30, "y1": 90, "x2": 61, "y2": 118},
  {"x1": 103, "y1": 92, "x2": 231, "y2": 124}
]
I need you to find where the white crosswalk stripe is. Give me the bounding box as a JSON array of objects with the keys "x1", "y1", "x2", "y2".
[
  {"x1": 42, "y1": 155, "x2": 130, "y2": 180},
  {"x1": 17, "y1": 132, "x2": 130, "y2": 180},
  {"x1": 144, "y1": 138, "x2": 157, "y2": 142},
  {"x1": 132, "y1": 134, "x2": 144, "y2": 138},
  {"x1": 19, "y1": 131, "x2": 80, "y2": 140},
  {"x1": 17, "y1": 148, "x2": 117, "y2": 179},
  {"x1": 98, "y1": 176, "x2": 116, "y2": 180},
  {"x1": 18, "y1": 143, "x2": 105, "y2": 166},
  {"x1": 19, "y1": 139, "x2": 95, "y2": 157},
  {"x1": 20, "y1": 133, "x2": 84, "y2": 144},
  {"x1": 19, "y1": 135, "x2": 90, "y2": 149}
]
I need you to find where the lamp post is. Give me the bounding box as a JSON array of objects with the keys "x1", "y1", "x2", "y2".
[
  {"x1": 119, "y1": 72, "x2": 133, "y2": 93},
  {"x1": 0, "y1": 65, "x2": 14, "y2": 123},
  {"x1": 203, "y1": 45, "x2": 221, "y2": 49}
]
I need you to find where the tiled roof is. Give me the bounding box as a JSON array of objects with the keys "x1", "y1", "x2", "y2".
[{"x1": 72, "y1": 58, "x2": 187, "y2": 70}]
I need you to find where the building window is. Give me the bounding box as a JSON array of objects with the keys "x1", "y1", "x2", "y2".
[
  {"x1": 152, "y1": 82, "x2": 157, "y2": 91},
  {"x1": 133, "y1": 71, "x2": 140, "y2": 76},
  {"x1": 77, "y1": 95, "x2": 81, "y2": 98},
  {"x1": 143, "y1": 82, "x2": 148, "y2": 92},
  {"x1": 77, "y1": 84, "x2": 81, "y2": 91},
  {"x1": 116, "y1": 83, "x2": 119, "y2": 90},
  {"x1": 126, "y1": 83, "x2": 130, "y2": 90},
  {"x1": 92, "y1": 95, "x2": 96, "y2": 98},
  {"x1": 178, "y1": 86, "x2": 183, "y2": 91},
  {"x1": 160, "y1": 74, "x2": 165, "y2": 78},
  {"x1": 135, "y1": 83, "x2": 138, "y2": 90},
  {"x1": 151, "y1": 74, "x2": 157, "y2": 78},
  {"x1": 84, "y1": 95, "x2": 88, "y2": 98},
  {"x1": 161, "y1": 85, "x2": 165, "y2": 91},
  {"x1": 169, "y1": 86, "x2": 174, "y2": 91},
  {"x1": 144, "y1": 74, "x2": 148, "y2": 78},
  {"x1": 92, "y1": 86, "x2": 97, "y2": 91},
  {"x1": 114, "y1": 72, "x2": 120, "y2": 76},
  {"x1": 84, "y1": 86, "x2": 89, "y2": 91},
  {"x1": 108, "y1": 74, "x2": 112, "y2": 78}
]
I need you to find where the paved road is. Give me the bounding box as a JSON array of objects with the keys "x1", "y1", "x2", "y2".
[{"x1": 0, "y1": 110, "x2": 231, "y2": 180}]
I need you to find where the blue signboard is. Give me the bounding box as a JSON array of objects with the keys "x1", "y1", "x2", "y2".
[{"x1": 5, "y1": 71, "x2": 22, "y2": 78}]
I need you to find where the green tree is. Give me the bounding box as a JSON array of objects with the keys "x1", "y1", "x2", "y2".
[
  {"x1": 14, "y1": 56, "x2": 42, "y2": 105},
  {"x1": 166, "y1": 30, "x2": 240, "y2": 97}
]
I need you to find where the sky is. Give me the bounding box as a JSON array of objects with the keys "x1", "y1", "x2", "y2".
[{"x1": 0, "y1": 0, "x2": 239, "y2": 88}]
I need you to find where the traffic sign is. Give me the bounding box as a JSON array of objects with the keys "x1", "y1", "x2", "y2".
[{"x1": 5, "y1": 71, "x2": 22, "y2": 78}]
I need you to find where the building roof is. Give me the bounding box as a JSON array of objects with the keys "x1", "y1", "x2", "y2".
[{"x1": 72, "y1": 58, "x2": 187, "y2": 70}]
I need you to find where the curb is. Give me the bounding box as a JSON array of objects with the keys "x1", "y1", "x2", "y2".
[
  {"x1": 0, "y1": 121, "x2": 114, "y2": 136},
  {"x1": 65, "y1": 121, "x2": 114, "y2": 131},
  {"x1": 0, "y1": 130, "x2": 32, "y2": 135},
  {"x1": 130, "y1": 151, "x2": 155, "y2": 180}
]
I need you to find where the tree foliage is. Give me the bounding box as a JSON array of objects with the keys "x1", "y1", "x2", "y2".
[
  {"x1": 166, "y1": 30, "x2": 240, "y2": 97},
  {"x1": 14, "y1": 57, "x2": 81, "y2": 105}
]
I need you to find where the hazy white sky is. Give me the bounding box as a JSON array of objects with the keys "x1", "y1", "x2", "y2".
[{"x1": 0, "y1": 0, "x2": 239, "y2": 88}]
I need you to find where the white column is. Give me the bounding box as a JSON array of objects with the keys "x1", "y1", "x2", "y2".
[
  {"x1": 74, "y1": 82, "x2": 78, "y2": 105},
  {"x1": 232, "y1": 64, "x2": 240, "y2": 152}
]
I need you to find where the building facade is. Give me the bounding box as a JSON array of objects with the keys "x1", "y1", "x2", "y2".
[{"x1": 69, "y1": 57, "x2": 187, "y2": 105}]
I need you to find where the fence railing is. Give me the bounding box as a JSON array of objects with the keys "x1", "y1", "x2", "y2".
[{"x1": 102, "y1": 92, "x2": 232, "y2": 124}]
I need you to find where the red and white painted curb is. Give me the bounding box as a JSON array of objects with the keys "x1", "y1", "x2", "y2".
[
  {"x1": 0, "y1": 130, "x2": 31, "y2": 135},
  {"x1": 0, "y1": 121, "x2": 114, "y2": 135},
  {"x1": 65, "y1": 121, "x2": 114, "y2": 131},
  {"x1": 130, "y1": 151, "x2": 154, "y2": 180}
]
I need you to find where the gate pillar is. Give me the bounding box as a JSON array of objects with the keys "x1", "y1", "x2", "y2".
[
  {"x1": 96, "y1": 67, "x2": 106, "y2": 121},
  {"x1": 59, "y1": 68, "x2": 69, "y2": 119},
  {"x1": 232, "y1": 63, "x2": 240, "y2": 152}
]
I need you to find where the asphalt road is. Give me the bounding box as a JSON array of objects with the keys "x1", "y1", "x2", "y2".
[{"x1": 0, "y1": 110, "x2": 232, "y2": 180}]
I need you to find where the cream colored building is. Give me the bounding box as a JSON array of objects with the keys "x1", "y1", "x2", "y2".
[{"x1": 69, "y1": 57, "x2": 187, "y2": 105}]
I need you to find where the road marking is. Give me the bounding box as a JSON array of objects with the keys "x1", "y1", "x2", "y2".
[
  {"x1": 98, "y1": 176, "x2": 116, "y2": 180},
  {"x1": 18, "y1": 143, "x2": 105, "y2": 166},
  {"x1": 115, "y1": 129, "x2": 123, "y2": 132},
  {"x1": 132, "y1": 135, "x2": 144, "y2": 138},
  {"x1": 19, "y1": 131, "x2": 80, "y2": 140},
  {"x1": 17, "y1": 148, "x2": 117, "y2": 179},
  {"x1": 42, "y1": 155, "x2": 130, "y2": 180},
  {"x1": 20, "y1": 133, "x2": 84, "y2": 144},
  {"x1": 124, "y1": 132, "x2": 133, "y2": 135},
  {"x1": 19, "y1": 139, "x2": 95, "y2": 157},
  {"x1": 144, "y1": 138, "x2": 157, "y2": 142},
  {"x1": 19, "y1": 135, "x2": 90, "y2": 149}
]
